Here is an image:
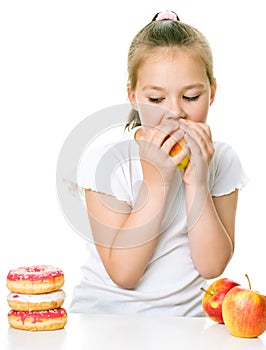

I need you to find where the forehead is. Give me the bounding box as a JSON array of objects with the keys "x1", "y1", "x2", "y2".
[
  {"x1": 141, "y1": 46, "x2": 200, "y2": 67},
  {"x1": 137, "y1": 47, "x2": 207, "y2": 84}
]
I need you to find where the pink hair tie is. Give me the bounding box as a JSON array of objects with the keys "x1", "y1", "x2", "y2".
[{"x1": 154, "y1": 11, "x2": 179, "y2": 22}]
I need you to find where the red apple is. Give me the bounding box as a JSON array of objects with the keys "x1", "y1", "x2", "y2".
[
  {"x1": 222, "y1": 275, "x2": 266, "y2": 338},
  {"x1": 170, "y1": 139, "x2": 190, "y2": 170},
  {"x1": 201, "y1": 278, "x2": 240, "y2": 324}
]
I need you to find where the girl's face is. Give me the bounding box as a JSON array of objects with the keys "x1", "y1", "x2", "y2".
[{"x1": 128, "y1": 48, "x2": 216, "y2": 128}]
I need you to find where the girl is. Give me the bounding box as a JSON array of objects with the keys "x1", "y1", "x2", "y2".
[{"x1": 70, "y1": 11, "x2": 248, "y2": 316}]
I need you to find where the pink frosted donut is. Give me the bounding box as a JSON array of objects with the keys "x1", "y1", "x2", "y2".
[
  {"x1": 8, "y1": 308, "x2": 67, "y2": 331},
  {"x1": 6, "y1": 265, "x2": 64, "y2": 294}
]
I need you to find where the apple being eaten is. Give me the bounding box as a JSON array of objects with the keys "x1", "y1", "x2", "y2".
[
  {"x1": 222, "y1": 275, "x2": 266, "y2": 338},
  {"x1": 201, "y1": 278, "x2": 240, "y2": 324},
  {"x1": 169, "y1": 139, "x2": 190, "y2": 170}
]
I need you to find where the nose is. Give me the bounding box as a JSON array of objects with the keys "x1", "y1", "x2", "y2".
[{"x1": 165, "y1": 99, "x2": 187, "y2": 120}]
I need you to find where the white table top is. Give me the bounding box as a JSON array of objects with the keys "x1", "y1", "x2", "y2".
[{"x1": 2, "y1": 313, "x2": 266, "y2": 350}]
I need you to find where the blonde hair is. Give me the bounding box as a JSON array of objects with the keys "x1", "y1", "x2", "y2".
[{"x1": 126, "y1": 14, "x2": 216, "y2": 130}]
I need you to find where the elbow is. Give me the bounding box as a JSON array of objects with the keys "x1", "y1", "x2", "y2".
[
  {"x1": 113, "y1": 278, "x2": 138, "y2": 290},
  {"x1": 198, "y1": 263, "x2": 228, "y2": 280},
  {"x1": 200, "y1": 268, "x2": 225, "y2": 280},
  {"x1": 109, "y1": 272, "x2": 140, "y2": 290},
  {"x1": 102, "y1": 258, "x2": 142, "y2": 290},
  {"x1": 116, "y1": 281, "x2": 137, "y2": 290},
  {"x1": 196, "y1": 250, "x2": 234, "y2": 280}
]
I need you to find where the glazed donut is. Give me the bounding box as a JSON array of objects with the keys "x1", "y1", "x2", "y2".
[
  {"x1": 8, "y1": 308, "x2": 67, "y2": 331},
  {"x1": 7, "y1": 265, "x2": 64, "y2": 294},
  {"x1": 7, "y1": 289, "x2": 66, "y2": 311}
]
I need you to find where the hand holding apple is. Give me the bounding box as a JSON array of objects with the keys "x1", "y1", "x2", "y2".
[
  {"x1": 169, "y1": 139, "x2": 190, "y2": 170},
  {"x1": 201, "y1": 278, "x2": 240, "y2": 324},
  {"x1": 222, "y1": 275, "x2": 266, "y2": 338}
]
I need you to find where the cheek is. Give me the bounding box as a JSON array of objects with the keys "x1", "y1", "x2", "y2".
[
  {"x1": 137, "y1": 103, "x2": 166, "y2": 127},
  {"x1": 189, "y1": 102, "x2": 210, "y2": 123}
]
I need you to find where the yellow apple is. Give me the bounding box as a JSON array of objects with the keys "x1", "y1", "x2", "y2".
[
  {"x1": 169, "y1": 139, "x2": 190, "y2": 170},
  {"x1": 222, "y1": 275, "x2": 266, "y2": 338}
]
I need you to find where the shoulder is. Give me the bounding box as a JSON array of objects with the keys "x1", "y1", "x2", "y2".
[
  {"x1": 78, "y1": 127, "x2": 139, "y2": 171},
  {"x1": 213, "y1": 141, "x2": 237, "y2": 157},
  {"x1": 209, "y1": 141, "x2": 248, "y2": 196},
  {"x1": 76, "y1": 127, "x2": 141, "y2": 198},
  {"x1": 212, "y1": 141, "x2": 241, "y2": 169}
]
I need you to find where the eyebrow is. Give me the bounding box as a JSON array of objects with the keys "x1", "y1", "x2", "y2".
[
  {"x1": 142, "y1": 85, "x2": 164, "y2": 91},
  {"x1": 142, "y1": 83, "x2": 206, "y2": 91}
]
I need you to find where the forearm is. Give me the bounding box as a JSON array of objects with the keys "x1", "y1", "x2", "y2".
[
  {"x1": 186, "y1": 185, "x2": 233, "y2": 279},
  {"x1": 101, "y1": 181, "x2": 170, "y2": 289}
]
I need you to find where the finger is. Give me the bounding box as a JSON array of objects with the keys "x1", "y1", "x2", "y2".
[
  {"x1": 171, "y1": 148, "x2": 189, "y2": 167},
  {"x1": 180, "y1": 120, "x2": 212, "y2": 142},
  {"x1": 159, "y1": 117, "x2": 181, "y2": 135},
  {"x1": 184, "y1": 131, "x2": 214, "y2": 164},
  {"x1": 161, "y1": 129, "x2": 185, "y2": 153},
  {"x1": 191, "y1": 123, "x2": 212, "y2": 144},
  {"x1": 149, "y1": 119, "x2": 181, "y2": 147},
  {"x1": 180, "y1": 123, "x2": 213, "y2": 159},
  {"x1": 191, "y1": 124, "x2": 214, "y2": 161}
]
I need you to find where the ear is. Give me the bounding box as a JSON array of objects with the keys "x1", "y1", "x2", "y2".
[
  {"x1": 210, "y1": 80, "x2": 217, "y2": 106},
  {"x1": 127, "y1": 83, "x2": 137, "y2": 108}
]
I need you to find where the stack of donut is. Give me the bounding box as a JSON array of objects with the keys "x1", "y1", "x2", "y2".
[{"x1": 6, "y1": 265, "x2": 67, "y2": 331}]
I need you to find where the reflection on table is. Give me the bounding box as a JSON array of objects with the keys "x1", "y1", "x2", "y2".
[{"x1": 2, "y1": 313, "x2": 266, "y2": 350}]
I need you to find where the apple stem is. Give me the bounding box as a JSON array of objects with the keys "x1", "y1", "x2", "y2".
[
  {"x1": 200, "y1": 287, "x2": 214, "y2": 296},
  {"x1": 245, "y1": 274, "x2": 252, "y2": 290}
]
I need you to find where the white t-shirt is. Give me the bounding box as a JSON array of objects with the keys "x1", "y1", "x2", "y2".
[{"x1": 70, "y1": 127, "x2": 248, "y2": 316}]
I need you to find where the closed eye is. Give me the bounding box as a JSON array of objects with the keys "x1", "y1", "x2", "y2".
[
  {"x1": 148, "y1": 97, "x2": 165, "y2": 103},
  {"x1": 183, "y1": 95, "x2": 200, "y2": 101}
]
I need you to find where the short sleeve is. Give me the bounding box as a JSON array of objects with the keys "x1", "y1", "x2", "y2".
[
  {"x1": 77, "y1": 144, "x2": 111, "y2": 192},
  {"x1": 76, "y1": 137, "x2": 141, "y2": 206},
  {"x1": 209, "y1": 142, "x2": 249, "y2": 196}
]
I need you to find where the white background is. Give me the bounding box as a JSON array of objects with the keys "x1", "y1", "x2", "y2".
[{"x1": 1, "y1": 0, "x2": 265, "y2": 317}]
